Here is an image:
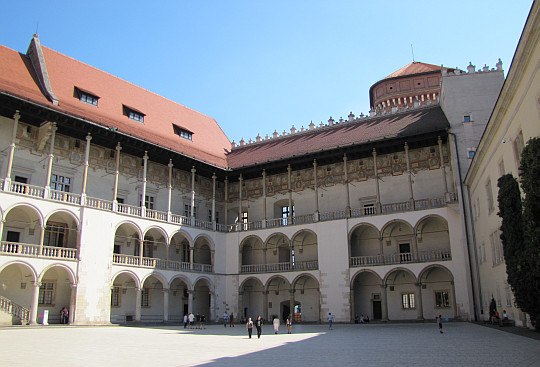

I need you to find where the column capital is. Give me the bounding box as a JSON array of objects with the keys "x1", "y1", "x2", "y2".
[
  {"x1": 191, "y1": 166, "x2": 196, "y2": 174},
  {"x1": 143, "y1": 151, "x2": 148, "y2": 160},
  {"x1": 13, "y1": 110, "x2": 21, "y2": 121},
  {"x1": 115, "y1": 142, "x2": 122, "y2": 152},
  {"x1": 85, "y1": 132, "x2": 92, "y2": 142},
  {"x1": 168, "y1": 159, "x2": 173, "y2": 168},
  {"x1": 32, "y1": 281, "x2": 42, "y2": 287}
]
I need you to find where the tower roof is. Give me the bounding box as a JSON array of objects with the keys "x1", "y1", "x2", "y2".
[{"x1": 384, "y1": 62, "x2": 441, "y2": 80}]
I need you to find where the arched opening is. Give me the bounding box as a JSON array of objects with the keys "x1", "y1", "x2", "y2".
[
  {"x1": 350, "y1": 224, "x2": 380, "y2": 266},
  {"x1": 140, "y1": 274, "x2": 165, "y2": 322},
  {"x1": 113, "y1": 223, "x2": 140, "y2": 265},
  {"x1": 2, "y1": 205, "x2": 42, "y2": 253},
  {"x1": 416, "y1": 216, "x2": 451, "y2": 261},
  {"x1": 110, "y1": 272, "x2": 138, "y2": 324},
  {"x1": 419, "y1": 266, "x2": 455, "y2": 320},
  {"x1": 292, "y1": 274, "x2": 320, "y2": 322},
  {"x1": 291, "y1": 231, "x2": 318, "y2": 270},
  {"x1": 385, "y1": 268, "x2": 417, "y2": 320},
  {"x1": 38, "y1": 266, "x2": 75, "y2": 324},
  {"x1": 43, "y1": 211, "x2": 79, "y2": 259},
  {"x1": 381, "y1": 220, "x2": 414, "y2": 263},
  {"x1": 266, "y1": 234, "x2": 290, "y2": 270},
  {"x1": 169, "y1": 232, "x2": 191, "y2": 269},
  {"x1": 169, "y1": 277, "x2": 189, "y2": 322},
  {"x1": 193, "y1": 278, "x2": 211, "y2": 320},
  {"x1": 193, "y1": 236, "x2": 213, "y2": 272},
  {"x1": 240, "y1": 236, "x2": 264, "y2": 272},
  {"x1": 352, "y1": 271, "x2": 383, "y2": 321},
  {"x1": 266, "y1": 276, "x2": 291, "y2": 323},
  {"x1": 0, "y1": 262, "x2": 36, "y2": 325},
  {"x1": 239, "y1": 278, "x2": 264, "y2": 322},
  {"x1": 142, "y1": 228, "x2": 167, "y2": 268}
]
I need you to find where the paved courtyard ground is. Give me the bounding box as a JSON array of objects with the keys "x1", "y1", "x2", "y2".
[{"x1": 1, "y1": 322, "x2": 539, "y2": 367}]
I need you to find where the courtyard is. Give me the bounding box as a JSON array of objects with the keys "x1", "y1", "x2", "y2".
[{"x1": 1, "y1": 322, "x2": 539, "y2": 367}]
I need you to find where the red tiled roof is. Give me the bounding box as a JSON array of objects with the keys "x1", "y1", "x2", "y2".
[
  {"x1": 227, "y1": 106, "x2": 449, "y2": 169},
  {"x1": 0, "y1": 42, "x2": 231, "y2": 169},
  {"x1": 384, "y1": 62, "x2": 441, "y2": 80}
]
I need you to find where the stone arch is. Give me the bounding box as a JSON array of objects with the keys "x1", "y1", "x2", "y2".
[
  {"x1": 193, "y1": 235, "x2": 213, "y2": 266},
  {"x1": 239, "y1": 235, "x2": 264, "y2": 270},
  {"x1": 265, "y1": 233, "x2": 291, "y2": 266},
  {"x1": 142, "y1": 227, "x2": 168, "y2": 261},
  {"x1": 43, "y1": 210, "x2": 80, "y2": 250},
  {"x1": 351, "y1": 269, "x2": 384, "y2": 322},
  {"x1": 265, "y1": 275, "x2": 291, "y2": 322},
  {"x1": 291, "y1": 273, "x2": 320, "y2": 322},
  {"x1": 168, "y1": 275, "x2": 191, "y2": 322},
  {"x1": 114, "y1": 222, "x2": 142, "y2": 258},
  {"x1": 193, "y1": 276, "x2": 213, "y2": 319},
  {"x1": 0, "y1": 260, "x2": 38, "y2": 282},
  {"x1": 2, "y1": 204, "x2": 44, "y2": 245},
  {"x1": 349, "y1": 223, "x2": 381, "y2": 264},
  {"x1": 239, "y1": 277, "x2": 265, "y2": 322},
  {"x1": 418, "y1": 264, "x2": 456, "y2": 320},
  {"x1": 0, "y1": 261, "x2": 38, "y2": 323},
  {"x1": 111, "y1": 270, "x2": 141, "y2": 289},
  {"x1": 384, "y1": 267, "x2": 419, "y2": 321},
  {"x1": 110, "y1": 270, "x2": 141, "y2": 324},
  {"x1": 38, "y1": 263, "x2": 76, "y2": 285},
  {"x1": 381, "y1": 220, "x2": 415, "y2": 263},
  {"x1": 414, "y1": 215, "x2": 451, "y2": 259},
  {"x1": 290, "y1": 230, "x2": 318, "y2": 267},
  {"x1": 140, "y1": 273, "x2": 167, "y2": 322},
  {"x1": 143, "y1": 226, "x2": 169, "y2": 244},
  {"x1": 38, "y1": 264, "x2": 76, "y2": 324},
  {"x1": 169, "y1": 231, "x2": 192, "y2": 264}
]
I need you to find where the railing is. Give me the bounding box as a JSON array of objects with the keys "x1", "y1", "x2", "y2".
[
  {"x1": 0, "y1": 241, "x2": 77, "y2": 260},
  {"x1": 50, "y1": 189, "x2": 81, "y2": 204},
  {"x1": 195, "y1": 219, "x2": 214, "y2": 230},
  {"x1": 117, "y1": 203, "x2": 142, "y2": 216},
  {"x1": 112, "y1": 254, "x2": 213, "y2": 273},
  {"x1": 86, "y1": 196, "x2": 114, "y2": 210},
  {"x1": 0, "y1": 295, "x2": 30, "y2": 325},
  {"x1": 145, "y1": 209, "x2": 168, "y2": 222},
  {"x1": 319, "y1": 210, "x2": 347, "y2": 222},
  {"x1": 9, "y1": 181, "x2": 44, "y2": 198},
  {"x1": 170, "y1": 214, "x2": 191, "y2": 225},
  {"x1": 350, "y1": 250, "x2": 451, "y2": 267},
  {"x1": 292, "y1": 214, "x2": 315, "y2": 225},
  {"x1": 241, "y1": 260, "x2": 318, "y2": 274}
]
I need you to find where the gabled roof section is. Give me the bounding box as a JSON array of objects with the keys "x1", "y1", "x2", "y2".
[
  {"x1": 0, "y1": 36, "x2": 231, "y2": 169},
  {"x1": 227, "y1": 105, "x2": 449, "y2": 169},
  {"x1": 384, "y1": 62, "x2": 441, "y2": 80}
]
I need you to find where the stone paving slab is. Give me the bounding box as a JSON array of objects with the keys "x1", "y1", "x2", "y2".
[{"x1": 1, "y1": 323, "x2": 539, "y2": 367}]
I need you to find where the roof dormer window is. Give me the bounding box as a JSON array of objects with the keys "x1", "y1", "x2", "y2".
[
  {"x1": 172, "y1": 124, "x2": 193, "y2": 141},
  {"x1": 123, "y1": 105, "x2": 145, "y2": 123},
  {"x1": 75, "y1": 87, "x2": 99, "y2": 106}
]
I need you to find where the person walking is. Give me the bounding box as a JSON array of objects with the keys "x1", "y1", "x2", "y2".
[
  {"x1": 286, "y1": 315, "x2": 292, "y2": 334},
  {"x1": 255, "y1": 316, "x2": 263, "y2": 339},
  {"x1": 328, "y1": 312, "x2": 334, "y2": 329},
  {"x1": 60, "y1": 307, "x2": 68, "y2": 324},
  {"x1": 223, "y1": 312, "x2": 228, "y2": 327},
  {"x1": 246, "y1": 317, "x2": 254, "y2": 339},
  {"x1": 188, "y1": 312, "x2": 195, "y2": 329},
  {"x1": 273, "y1": 315, "x2": 280, "y2": 334},
  {"x1": 229, "y1": 312, "x2": 234, "y2": 327},
  {"x1": 183, "y1": 314, "x2": 188, "y2": 328},
  {"x1": 436, "y1": 315, "x2": 443, "y2": 333}
]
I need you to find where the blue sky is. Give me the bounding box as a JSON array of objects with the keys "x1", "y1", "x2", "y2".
[{"x1": 0, "y1": 1, "x2": 533, "y2": 143}]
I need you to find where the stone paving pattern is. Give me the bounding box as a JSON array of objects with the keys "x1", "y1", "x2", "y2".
[{"x1": 1, "y1": 322, "x2": 539, "y2": 367}]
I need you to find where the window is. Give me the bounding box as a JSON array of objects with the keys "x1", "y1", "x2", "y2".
[
  {"x1": 485, "y1": 179, "x2": 494, "y2": 213},
  {"x1": 44, "y1": 223, "x2": 67, "y2": 247},
  {"x1": 50, "y1": 174, "x2": 71, "y2": 192},
  {"x1": 141, "y1": 288, "x2": 150, "y2": 307},
  {"x1": 123, "y1": 105, "x2": 145, "y2": 123},
  {"x1": 208, "y1": 209, "x2": 212, "y2": 222},
  {"x1": 513, "y1": 130, "x2": 524, "y2": 170},
  {"x1": 401, "y1": 293, "x2": 415, "y2": 309},
  {"x1": 111, "y1": 287, "x2": 121, "y2": 307},
  {"x1": 467, "y1": 149, "x2": 476, "y2": 159},
  {"x1": 141, "y1": 195, "x2": 154, "y2": 210},
  {"x1": 184, "y1": 204, "x2": 197, "y2": 218},
  {"x1": 38, "y1": 282, "x2": 55, "y2": 305},
  {"x1": 172, "y1": 124, "x2": 193, "y2": 141},
  {"x1": 241, "y1": 211, "x2": 248, "y2": 223},
  {"x1": 435, "y1": 291, "x2": 450, "y2": 308},
  {"x1": 491, "y1": 230, "x2": 504, "y2": 265},
  {"x1": 75, "y1": 87, "x2": 99, "y2": 106},
  {"x1": 281, "y1": 205, "x2": 294, "y2": 225},
  {"x1": 463, "y1": 115, "x2": 471, "y2": 122}
]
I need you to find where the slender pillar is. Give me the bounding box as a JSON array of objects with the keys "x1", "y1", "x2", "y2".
[
  {"x1": 38, "y1": 225, "x2": 45, "y2": 256},
  {"x1": 29, "y1": 281, "x2": 41, "y2": 325},
  {"x1": 44, "y1": 122, "x2": 58, "y2": 198},
  {"x1": 238, "y1": 174, "x2": 243, "y2": 227},
  {"x1": 343, "y1": 154, "x2": 351, "y2": 217},
  {"x1": 187, "y1": 290, "x2": 193, "y2": 313},
  {"x1": 438, "y1": 137, "x2": 449, "y2": 199},
  {"x1": 262, "y1": 169, "x2": 267, "y2": 227},
  {"x1": 211, "y1": 173, "x2": 217, "y2": 227},
  {"x1": 373, "y1": 149, "x2": 381, "y2": 213},
  {"x1": 416, "y1": 283, "x2": 424, "y2": 320},
  {"x1": 138, "y1": 239, "x2": 143, "y2": 265},
  {"x1": 112, "y1": 143, "x2": 121, "y2": 211},
  {"x1": 263, "y1": 291, "x2": 268, "y2": 321},
  {"x1": 451, "y1": 281, "x2": 457, "y2": 318},
  {"x1": 81, "y1": 133, "x2": 92, "y2": 198},
  {"x1": 378, "y1": 236, "x2": 384, "y2": 263},
  {"x1": 141, "y1": 151, "x2": 148, "y2": 215},
  {"x1": 287, "y1": 165, "x2": 292, "y2": 225},
  {"x1": 381, "y1": 284, "x2": 389, "y2": 321},
  {"x1": 190, "y1": 247, "x2": 194, "y2": 270},
  {"x1": 238, "y1": 292, "x2": 244, "y2": 320},
  {"x1": 68, "y1": 284, "x2": 77, "y2": 324},
  {"x1": 405, "y1": 143, "x2": 414, "y2": 207},
  {"x1": 210, "y1": 292, "x2": 216, "y2": 322},
  {"x1": 135, "y1": 287, "x2": 142, "y2": 322},
  {"x1": 163, "y1": 289, "x2": 169, "y2": 322},
  {"x1": 167, "y1": 160, "x2": 173, "y2": 221},
  {"x1": 289, "y1": 290, "x2": 295, "y2": 320},
  {"x1": 224, "y1": 177, "x2": 229, "y2": 225},
  {"x1": 3, "y1": 110, "x2": 20, "y2": 189},
  {"x1": 313, "y1": 160, "x2": 319, "y2": 221},
  {"x1": 190, "y1": 166, "x2": 196, "y2": 221}
]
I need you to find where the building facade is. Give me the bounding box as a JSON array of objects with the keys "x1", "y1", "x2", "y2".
[{"x1": 0, "y1": 28, "x2": 511, "y2": 326}]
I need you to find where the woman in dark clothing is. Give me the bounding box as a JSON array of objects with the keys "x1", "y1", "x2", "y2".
[
  {"x1": 246, "y1": 317, "x2": 254, "y2": 338},
  {"x1": 255, "y1": 316, "x2": 263, "y2": 339}
]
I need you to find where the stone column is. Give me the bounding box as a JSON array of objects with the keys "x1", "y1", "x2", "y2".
[
  {"x1": 112, "y1": 143, "x2": 121, "y2": 211},
  {"x1": 29, "y1": 281, "x2": 41, "y2": 325},
  {"x1": 289, "y1": 290, "x2": 295, "y2": 320},
  {"x1": 138, "y1": 239, "x2": 144, "y2": 265},
  {"x1": 163, "y1": 289, "x2": 169, "y2": 323},
  {"x1": 3, "y1": 110, "x2": 20, "y2": 189},
  {"x1": 262, "y1": 169, "x2": 267, "y2": 228},
  {"x1": 343, "y1": 154, "x2": 351, "y2": 217},
  {"x1": 141, "y1": 151, "x2": 148, "y2": 216},
  {"x1": 287, "y1": 164, "x2": 292, "y2": 225},
  {"x1": 44, "y1": 122, "x2": 57, "y2": 198},
  {"x1": 135, "y1": 287, "x2": 142, "y2": 322},
  {"x1": 451, "y1": 281, "x2": 457, "y2": 318},
  {"x1": 263, "y1": 291, "x2": 268, "y2": 321},
  {"x1": 313, "y1": 160, "x2": 319, "y2": 221},
  {"x1": 381, "y1": 284, "x2": 389, "y2": 321},
  {"x1": 68, "y1": 284, "x2": 77, "y2": 324},
  {"x1": 378, "y1": 235, "x2": 384, "y2": 263},
  {"x1": 38, "y1": 225, "x2": 45, "y2": 256},
  {"x1": 190, "y1": 166, "x2": 196, "y2": 223},
  {"x1": 373, "y1": 148, "x2": 381, "y2": 213},
  {"x1": 224, "y1": 177, "x2": 229, "y2": 225},
  {"x1": 167, "y1": 159, "x2": 173, "y2": 221},
  {"x1": 211, "y1": 173, "x2": 217, "y2": 229},
  {"x1": 238, "y1": 174, "x2": 243, "y2": 228},
  {"x1": 438, "y1": 137, "x2": 449, "y2": 199},
  {"x1": 188, "y1": 290, "x2": 193, "y2": 313},
  {"x1": 209, "y1": 291, "x2": 216, "y2": 322},
  {"x1": 190, "y1": 246, "x2": 194, "y2": 270},
  {"x1": 238, "y1": 292, "x2": 244, "y2": 320},
  {"x1": 405, "y1": 142, "x2": 414, "y2": 207},
  {"x1": 416, "y1": 283, "x2": 424, "y2": 320},
  {"x1": 81, "y1": 133, "x2": 92, "y2": 203}
]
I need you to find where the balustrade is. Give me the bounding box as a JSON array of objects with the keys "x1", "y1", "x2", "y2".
[
  {"x1": 241, "y1": 260, "x2": 318, "y2": 274},
  {"x1": 350, "y1": 249, "x2": 451, "y2": 267},
  {"x1": 0, "y1": 295, "x2": 30, "y2": 324}
]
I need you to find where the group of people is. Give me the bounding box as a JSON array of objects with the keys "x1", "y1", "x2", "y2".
[
  {"x1": 354, "y1": 314, "x2": 370, "y2": 324},
  {"x1": 222, "y1": 312, "x2": 235, "y2": 327},
  {"x1": 183, "y1": 312, "x2": 206, "y2": 329},
  {"x1": 245, "y1": 314, "x2": 293, "y2": 338}
]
